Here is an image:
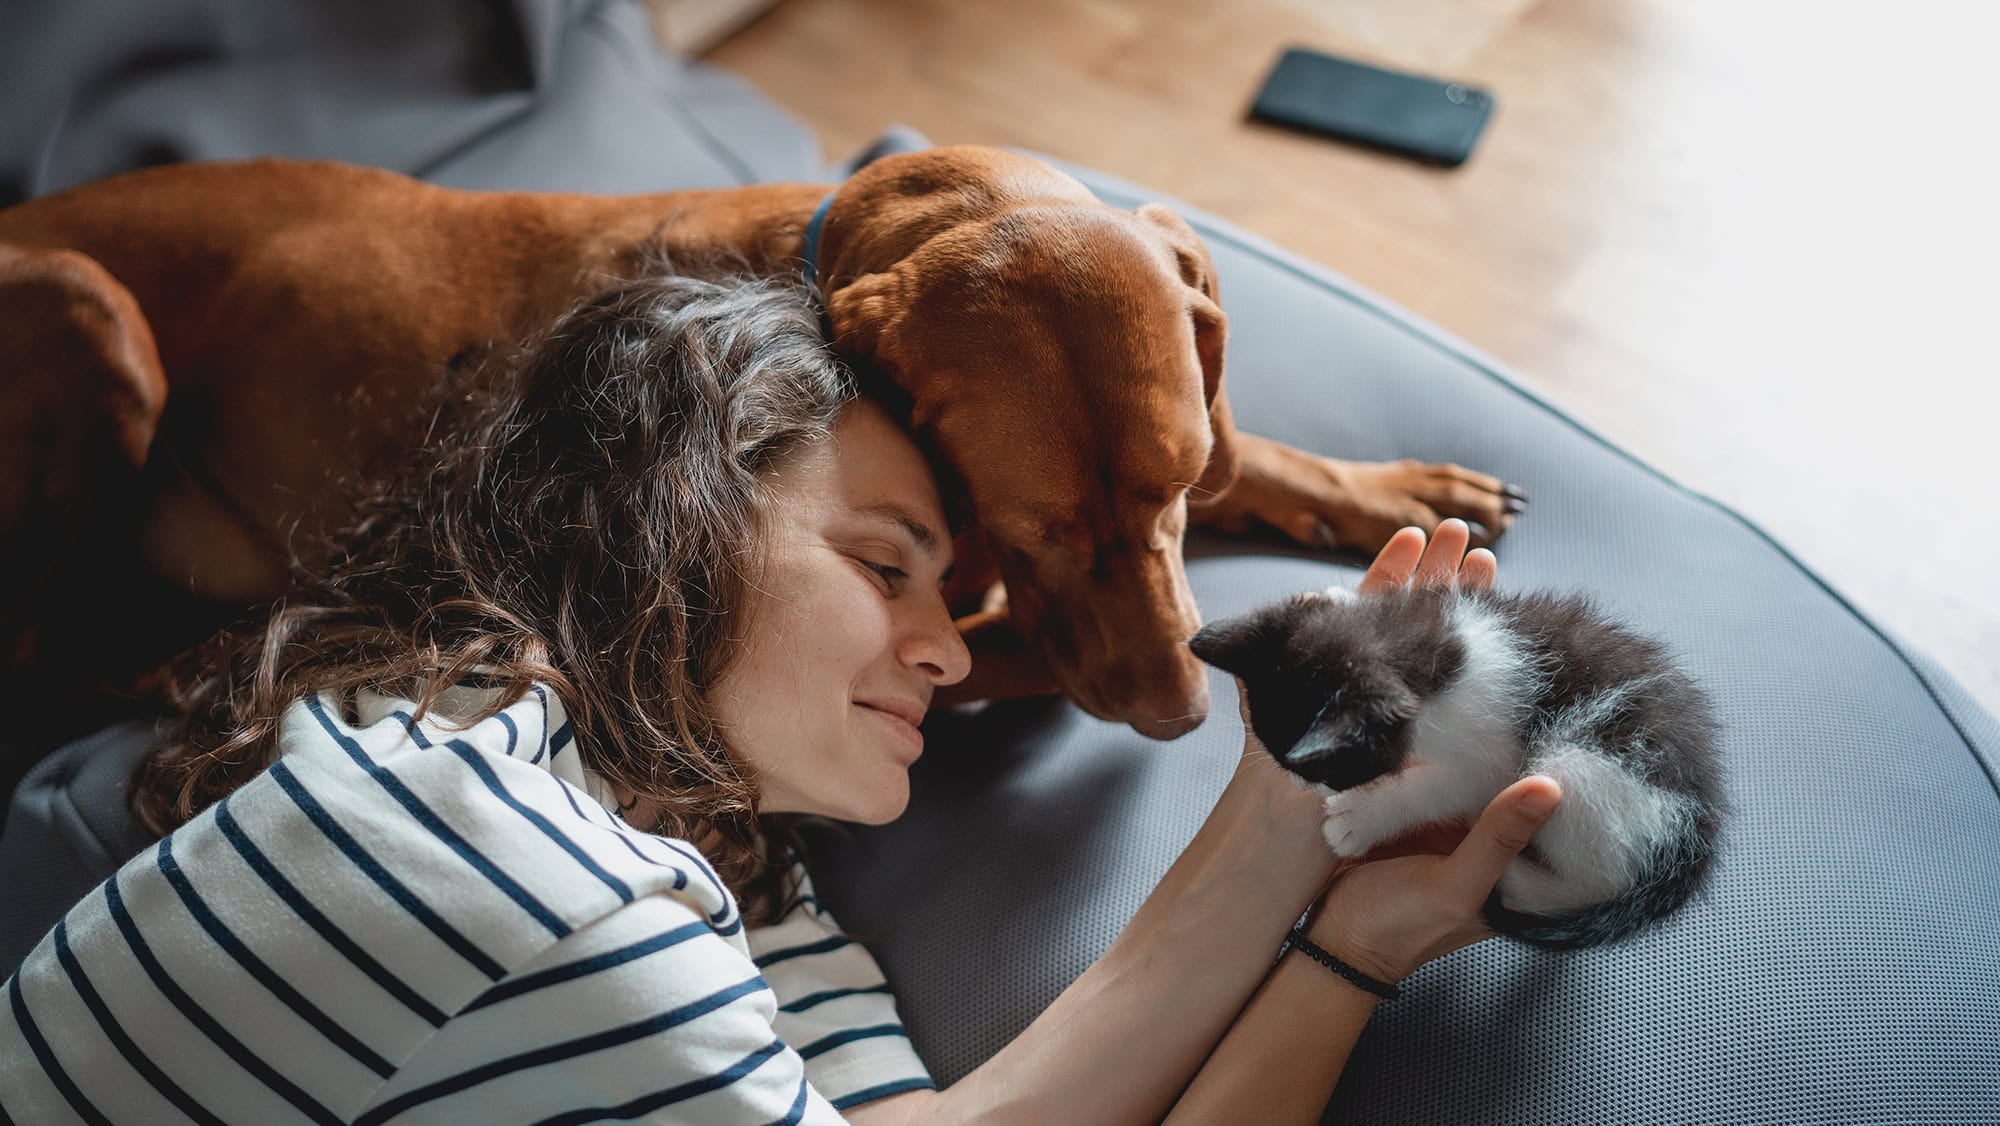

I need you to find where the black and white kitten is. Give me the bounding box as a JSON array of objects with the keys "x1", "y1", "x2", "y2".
[{"x1": 1189, "y1": 584, "x2": 1726, "y2": 950}]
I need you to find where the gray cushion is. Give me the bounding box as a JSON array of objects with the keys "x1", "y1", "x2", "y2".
[
  {"x1": 800, "y1": 152, "x2": 2000, "y2": 1123},
  {"x1": 0, "y1": 0, "x2": 820, "y2": 203},
  {"x1": 0, "y1": 722, "x2": 158, "y2": 972}
]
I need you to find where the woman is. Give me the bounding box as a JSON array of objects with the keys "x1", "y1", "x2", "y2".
[{"x1": 0, "y1": 270, "x2": 1560, "y2": 1123}]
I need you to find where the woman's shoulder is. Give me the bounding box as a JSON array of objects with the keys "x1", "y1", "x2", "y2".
[{"x1": 248, "y1": 679, "x2": 748, "y2": 949}]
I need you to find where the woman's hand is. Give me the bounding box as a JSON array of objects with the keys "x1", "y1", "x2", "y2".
[
  {"x1": 1306, "y1": 776, "x2": 1561, "y2": 984},
  {"x1": 1299, "y1": 517, "x2": 1559, "y2": 983},
  {"x1": 1357, "y1": 517, "x2": 1496, "y2": 595}
]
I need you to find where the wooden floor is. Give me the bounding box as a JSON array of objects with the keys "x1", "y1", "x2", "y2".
[{"x1": 708, "y1": 0, "x2": 2000, "y2": 718}]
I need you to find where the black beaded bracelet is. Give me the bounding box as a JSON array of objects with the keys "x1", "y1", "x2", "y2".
[{"x1": 1282, "y1": 926, "x2": 1403, "y2": 1001}]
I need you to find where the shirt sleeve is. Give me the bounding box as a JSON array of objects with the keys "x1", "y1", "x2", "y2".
[
  {"x1": 356, "y1": 893, "x2": 848, "y2": 1125},
  {"x1": 746, "y1": 867, "x2": 935, "y2": 1113}
]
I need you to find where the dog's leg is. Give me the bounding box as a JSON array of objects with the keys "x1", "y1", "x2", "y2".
[
  {"x1": 0, "y1": 244, "x2": 168, "y2": 665},
  {"x1": 1191, "y1": 432, "x2": 1527, "y2": 552}
]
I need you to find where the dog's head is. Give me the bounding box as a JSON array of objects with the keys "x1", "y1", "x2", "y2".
[{"x1": 819, "y1": 147, "x2": 1235, "y2": 738}]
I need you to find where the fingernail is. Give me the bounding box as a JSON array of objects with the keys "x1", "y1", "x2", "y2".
[{"x1": 1520, "y1": 779, "x2": 1561, "y2": 818}]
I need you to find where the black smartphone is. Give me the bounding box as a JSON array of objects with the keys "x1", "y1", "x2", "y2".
[{"x1": 1249, "y1": 47, "x2": 1495, "y2": 167}]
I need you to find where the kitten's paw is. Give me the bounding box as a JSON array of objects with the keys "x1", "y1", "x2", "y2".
[{"x1": 1321, "y1": 793, "x2": 1377, "y2": 858}]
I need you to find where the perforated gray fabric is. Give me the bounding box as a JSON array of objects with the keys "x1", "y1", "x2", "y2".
[
  {"x1": 802, "y1": 151, "x2": 2000, "y2": 1122},
  {"x1": 0, "y1": 722, "x2": 157, "y2": 974}
]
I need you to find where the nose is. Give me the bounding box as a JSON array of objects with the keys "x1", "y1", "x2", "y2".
[
  {"x1": 1140, "y1": 704, "x2": 1207, "y2": 739},
  {"x1": 903, "y1": 595, "x2": 973, "y2": 687},
  {"x1": 1065, "y1": 648, "x2": 1211, "y2": 739},
  {"x1": 1124, "y1": 674, "x2": 1210, "y2": 740}
]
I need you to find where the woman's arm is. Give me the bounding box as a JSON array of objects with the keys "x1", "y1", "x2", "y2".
[
  {"x1": 846, "y1": 749, "x2": 1341, "y2": 1126},
  {"x1": 847, "y1": 520, "x2": 1520, "y2": 1126},
  {"x1": 1164, "y1": 774, "x2": 1563, "y2": 1123}
]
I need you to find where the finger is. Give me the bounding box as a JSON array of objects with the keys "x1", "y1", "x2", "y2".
[
  {"x1": 1414, "y1": 519, "x2": 1471, "y2": 589},
  {"x1": 1458, "y1": 548, "x2": 1498, "y2": 591},
  {"x1": 1445, "y1": 774, "x2": 1563, "y2": 899},
  {"x1": 1358, "y1": 526, "x2": 1427, "y2": 594}
]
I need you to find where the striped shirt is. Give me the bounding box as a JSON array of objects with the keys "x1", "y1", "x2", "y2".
[{"x1": 0, "y1": 681, "x2": 932, "y2": 1123}]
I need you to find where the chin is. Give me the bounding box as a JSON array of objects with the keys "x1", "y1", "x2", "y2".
[{"x1": 843, "y1": 773, "x2": 912, "y2": 826}]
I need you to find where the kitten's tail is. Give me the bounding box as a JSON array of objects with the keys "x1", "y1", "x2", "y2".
[{"x1": 1482, "y1": 825, "x2": 1718, "y2": 950}]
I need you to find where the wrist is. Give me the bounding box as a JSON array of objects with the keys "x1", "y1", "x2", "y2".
[
  {"x1": 1212, "y1": 761, "x2": 1338, "y2": 882},
  {"x1": 1282, "y1": 927, "x2": 1401, "y2": 1002},
  {"x1": 1302, "y1": 910, "x2": 1410, "y2": 986}
]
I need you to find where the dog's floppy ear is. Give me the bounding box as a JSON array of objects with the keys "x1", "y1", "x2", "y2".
[
  {"x1": 823, "y1": 267, "x2": 912, "y2": 380},
  {"x1": 1136, "y1": 203, "x2": 1238, "y2": 503}
]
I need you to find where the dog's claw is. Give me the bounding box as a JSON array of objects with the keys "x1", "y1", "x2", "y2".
[
  {"x1": 1503, "y1": 497, "x2": 1527, "y2": 515},
  {"x1": 1503, "y1": 484, "x2": 1529, "y2": 502},
  {"x1": 1312, "y1": 520, "x2": 1341, "y2": 550}
]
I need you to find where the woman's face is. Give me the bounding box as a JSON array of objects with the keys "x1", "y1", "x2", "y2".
[{"x1": 711, "y1": 397, "x2": 972, "y2": 825}]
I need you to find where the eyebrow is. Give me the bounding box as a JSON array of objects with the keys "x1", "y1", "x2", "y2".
[{"x1": 853, "y1": 502, "x2": 947, "y2": 560}]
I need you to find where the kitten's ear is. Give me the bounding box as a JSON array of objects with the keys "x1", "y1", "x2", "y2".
[{"x1": 1187, "y1": 613, "x2": 1276, "y2": 679}]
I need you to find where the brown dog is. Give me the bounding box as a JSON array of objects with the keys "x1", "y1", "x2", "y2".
[{"x1": 0, "y1": 145, "x2": 1522, "y2": 743}]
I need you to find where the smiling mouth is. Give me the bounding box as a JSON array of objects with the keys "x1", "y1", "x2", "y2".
[{"x1": 855, "y1": 702, "x2": 925, "y2": 758}]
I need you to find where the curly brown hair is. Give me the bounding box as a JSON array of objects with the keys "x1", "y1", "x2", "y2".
[{"x1": 133, "y1": 267, "x2": 856, "y2": 923}]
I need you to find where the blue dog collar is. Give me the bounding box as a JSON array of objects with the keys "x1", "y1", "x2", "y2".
[{"x1": 800, "y1": 191, "x2": 836, "y2": 288}]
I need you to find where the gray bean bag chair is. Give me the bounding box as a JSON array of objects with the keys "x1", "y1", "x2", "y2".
[{"x1": 5, "y1": 1, "x2": 1996, "y2": 1121}]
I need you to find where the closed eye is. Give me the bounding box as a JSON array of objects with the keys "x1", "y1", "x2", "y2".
[{"x1": 862, "y1": 560, "x2": 909, "y2": 585}]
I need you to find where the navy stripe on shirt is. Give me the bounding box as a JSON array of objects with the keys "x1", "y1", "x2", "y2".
[
  {"x1": 9, "y1": 970, "x2": 111, "y2": 1126},
  {"x1": 531, "y1": 1039, "x2": 790, "y2": 1126},
  {"x1": 394, "y1": 707, "x2": 677, "y2": 914},
  {"x1": 305, "y1": 694, "x2": 571, "y2": 938},
  {"x1": 779, "y1": 984, "x2": 895, "y2": 1014},
  {"x1": 550, "y1": 779, "x2": 689, "y2": 882},
  {"x1": 355, "y1": 974, "x2": 771, "y2": 1124},
  {"x1": 214, "y1": 799, "x2": 447, "y2": 1027},
  {"x1": 461, "y1": 921, "x2": 710, "y2": 1013},
  {"x1": 754, "y1": 934, "x2": 854, "y2": 969},
  {"x1": 155, "y1": 833, "x2": 395, "y2": 1079},
  {"x1": 51, "y1": 920, "x2": 226, "y2": 1126},
  {"x1": 529, "y1": 684, "x2": 552, "y2": 765},
  {"x1": 102, "y1": 876, "x2": 344, "y2": 1126},
  {"x1": 765, "y1": 1071, "x2": 812, "y2": 1126},
  {"x1": 545, "y1": 777, "x2": 691, "y2": 884},
  {"x1": 446, "y1": 721, "x2": 636, "y2": 902},
  {"x1": 269, "y1": 761, "x2": 506, "y2": 981},
  {"x1": 649, "y1": 836, "x2": 738, "y2": 928},
  {"x1": 797, "y1": 1023, "x2": 909, "y2": 1061}
]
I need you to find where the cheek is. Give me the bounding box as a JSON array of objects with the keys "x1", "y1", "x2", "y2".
[{"x1": 797, "y1": 579, "x2": 900, "y2": 668}]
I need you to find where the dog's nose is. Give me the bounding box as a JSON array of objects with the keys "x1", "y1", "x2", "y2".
[
  {"x1": 1132, "y1": 710, "x2": 1207, "y2": 740},
  {"x1": 1114, "y1": 675, "x2": 1210, "y2": 740}
]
